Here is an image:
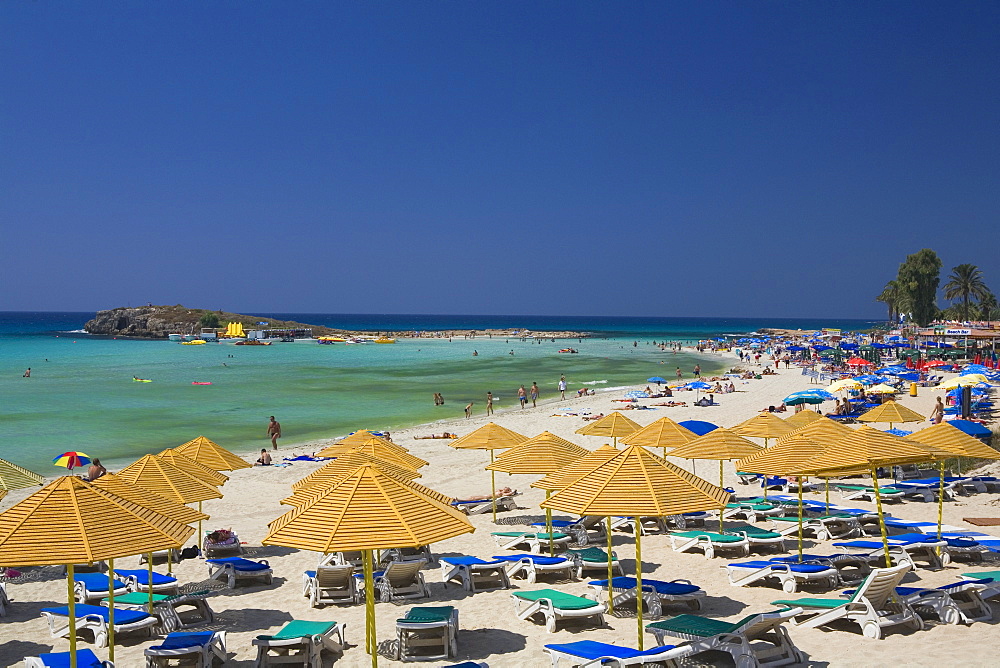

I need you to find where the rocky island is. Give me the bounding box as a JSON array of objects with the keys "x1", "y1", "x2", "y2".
[{"x1": 83, "y1": 305, "x2": 588, "y2": 340}]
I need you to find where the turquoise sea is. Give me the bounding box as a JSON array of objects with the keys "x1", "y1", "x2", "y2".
[{"x1": 0, "y1": 312, "x2": 875, "y2": 471}]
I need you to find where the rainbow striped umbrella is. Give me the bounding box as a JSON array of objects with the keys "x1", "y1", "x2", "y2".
[{"x1": 53, "y1": 452, "x2": 91, "y2": 470}]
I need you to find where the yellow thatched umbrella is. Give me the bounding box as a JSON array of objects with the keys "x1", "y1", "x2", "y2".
[
  {"x1": 620, "y1": 417, "x2": 697, "y2": 457},
  {"x1": 487, "y1": 431, "x2": 588, "y2": 554},
  {"x1": 575, "y1": 411, "x2": 640, "y2": 447},
  {"x1": 783, "y1": 409, "x2": 824, "y2": 428},
  {"x1": 158, "y1": 448, "x2": 230, "y2": 487},
  {"x1": 798, "y1": 426, "x2": 950, "y2": 566},
  {"x1": 541, "y1": 445, "x2": 730, "y2": 648},
  {"x1": 264, "y1": 465, "x2": 473, "y2": 668},
  {"x1": 731, "y1": 412, "x2": 794, "y2": 446},
  {"x1": 175, "y1": 436, "x2": 251, "y2": 471},
  {"x1": 91, "y1": 473, "x2": 209, "y2": 526},
  {"x1": 282, "y1": 472, "x2": 454, "y2": 511},
  {"x1": 293, "y1": 451, "x2": 420, "y2": 491},
  {"x1": 857, "y1": 400, "x2": 925, "y2": 429},
  {"x1": 532, "y1": 444, "x2": 620, "y2": 492},
  {"x1": 0, "y1": 477, "x2": 194, "y2": 666},
  {"x1": 450, "y1": 423, "x2": 528, "y2": 521},
  {"x1": 668, "y1": 429, "x2": 761, "y2": 530},
  {"x1": 318, "y1": 438, "x2": 428, "y2": 469},
  {"x1": 909, "y1": 423, "x2": 1000, "y2": 537},
  {"x1": 316, "y1": 431, "x2": 407, "y2": 457},
  {"x1": 0, "y1": 457, "x2": 45, "y2": 492}
]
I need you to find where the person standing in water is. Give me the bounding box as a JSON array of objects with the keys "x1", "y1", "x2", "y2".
[
  {"x1": 517, "y1": 385, "x2": 527, "y2": 408},
  {"x1": 23, "y1": 368, "x2": 31, "y2": 378},
  {"x1": 558, "y1": 375, "x2": 567, "y2": 400},
  {"x1": 267, "y1": 416, "x2": 282, "y2": 449},
  {"x1": 486, "y1": 391, "x2": 494, "y2": 416},
  {"x1": 464, "y1": 402, "x2": 474, "y2": 418},
  {"x1": 530, "y1": 382, "x2": 539, "y2": 407}
]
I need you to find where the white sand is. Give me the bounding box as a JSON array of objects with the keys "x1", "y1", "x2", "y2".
[{"x1": 2, "y1": 351, "x2": 999, "y2": 667}]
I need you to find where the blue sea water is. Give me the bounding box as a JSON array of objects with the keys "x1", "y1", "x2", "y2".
[{"x1": 0, "y1": 312, "x2": 875, "y2": 471}]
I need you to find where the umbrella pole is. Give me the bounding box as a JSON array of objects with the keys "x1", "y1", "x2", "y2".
[
  {"x1": 634, "y1": 518, "x2": 644, "y2": 650},
  {"x1": 719, "y1": 460, "x2": 724, "y2": 496},
  {"x1": 490, "y1": 451, "x2": 497, "y2": 523},
  {"x1": 938, "y1": 460, "x2": 946, "y2": 539},
  {"x1": 825, "y1": 479, "x2": 830, "y2": 513},
  {"x1": 198, "y1": 501, "x2": 203, "y2": 550},
  {"x1": 364, "y1": 549, "x2": 377, "y2": 667},
  {"x1": 67, "y1": 564, "x2": 77, "y2": 668},
  {"x1": 797, "y1": 483, "x2": 804, "y2": 563},
  {"x1": 869, "y1": 466, "x2": 892, "y2": 568},
  {"x1": 107, "y1": 557, "x2": 115, "y2": 662},
  {"x1": 545, "y1": 491, "x2": 554, "y2": 557},
  {"x1": 167, "y1": 546, "x2": 172, "y2": 574},
  {"x1": 148, "y1": 554, "x2": 155, "y2": 609},
  {"x1": 606, "y1": 516, "x2": 614, "y2": 614}
]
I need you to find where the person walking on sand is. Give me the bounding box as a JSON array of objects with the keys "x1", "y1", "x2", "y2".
[
  {"x1": 465, "y1": 401, "x2": 474, "y2": 418},
  {"x1": 558, "y1": 375, "x2": 567, "y2": 400},
  {"x1": 267, "y1": 416, "x2": 282, "y2": 449},
  {"x1": 518, "y1": 385, "x2": 527, "y2": 408},
  {"x1": 930, "y1": 396, "x2": 944, "y2": 424},
  {"x1": 486, "y1": 391, "x2": 494, "y2": 416},
  {"x1": 530, "y1": 382, "x2": 539, "y2": 407}
]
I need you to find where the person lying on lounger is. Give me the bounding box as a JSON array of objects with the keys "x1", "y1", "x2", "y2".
[
  {"x1": 456, "y1": 487, "x2": 516, "y2": 501},
  {"x1": 414, "y1": 432, "x2": 458, "y2": 439}
]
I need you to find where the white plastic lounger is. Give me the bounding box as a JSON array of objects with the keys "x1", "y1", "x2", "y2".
[
  {"x1": 511, "y1": 589, "x2": 606, "y2": 633},
  {"x1": 725, "y1": 524, "x2": 787, "y2": 553},
  {"x1": 394, "y1": 606, "x2": 458, "y2": 661},
  {"x1": 100, "y1": 590, "x2": 214, "y2": 633},
  {"x1": 452, "y1": 495, "x2": 517, "y2": 515},
  {"x1": 769, "y1": 553, "x2": 875, "y2": 585},
  {"x1": 206, "y1": 557, "x2": 272, "y2": 588},
  {"x1": 0, "y1": 582, "x2": 10, "y2": 617},
  {"x1": 564, "y1": 547, "x2": 624, "y2": 579},
  {"x1": 113, "y1": 569, "x2": 179, "y2": 595},
  {"x1": 723, "y1": 503, "x2": 785, "y2": 524},
  {"x1": 358, "y1": 559, "x2": 430, "y2": 602},
  {"x1": 845, "y1": 580, "x2": 993, "y2": 625},
  {"x1": 532, "y1": 516, "x2": 607, "y2": 545},
  {"x1": 24, "y1": 649, "x2": 114, "y2": 668},
  {"x1": 833, "y1": 536, "x2": 949, "y2": 570},
  {"x1": 380, "y1": 545, "x2": 435, "y2": 565},
  {"x1": 770, "y1": 563, "x2": 924, "y2": 639},
  {"x1": 439, "y1": 556, "x2": 510, "y2": 592},
  {"x1": 770, "y1": 515, "x2": 861, "y2": 540},
  {"x1": 144, "y1": 630, "x2": 227, "y2": 668},
  {"x1": 491, "y1": 531, "x2": 572, "y2": 553},
  {"x1": 669, "y1": 531, "x2": 750, "y2": 559},
  {"x1": 40, "y1": 603, "x2": 158, "y2": 648},
  {"x1": 252, "y1": 620, "x2": 346, "y2": 668},
  {"x1": 726, "y1": 560, "x2": 839, "y2": 594},
  {"x1": 544, "y1": 639, "x2": 694, "y2": 668},
  {"x1": 646, "y1": 607, "x2": 805, "y2": 667},
  {"x1": 492, "y1": 554, "x2": 576, "y2": 584},
  {"x1": 73, "y1": 573, "x2": 129, "y2": 603},
  {"x1": 587, "y1": 576, "x2": 705, "y2": 618},
  {"x1": 835, "y1": 485, "x2": 906, "y2": 503},
  {"x1": 302, "y1": 564, "x2": 358, "y2": 607}
]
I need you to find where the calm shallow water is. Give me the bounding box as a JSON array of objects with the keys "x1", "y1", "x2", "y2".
[{"x1": 0, "y1": 312, "x2": 874, "y2": 470}]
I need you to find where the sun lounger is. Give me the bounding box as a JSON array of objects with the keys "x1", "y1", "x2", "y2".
[
  {"x1": 73, "y1": 572, "x2": 129, "y2": 603},
  {"x1": 724, "y1": 524, "x2": 787, "y2": 553},
  {"x1": 645, "y1": 608, "x2": 805, "y2": 667},
  {"x1": 543, "y1": 639, "x2": 694, "y2": 667},
  {"x1": 532, "y1": 516, "x2": 606, "y2": 545},
  {"x1": 770, "y1": 515, "x2": 861, "y2": 540},
  {"x1": 726, "y1": 560, "x2": 839, "y2": 594},
  {"x1": 452, "y1": 494, "x2": 517, "y2": 515},
  {"x1": 202, "y1": 530, "x2": 243, "y2": 559},
  {"x1": 723, "y1": 503, "x2": 785, "y2": 523},
  {"x1": 883, "y1": 482, "x2": 948, "y2": 502},
  {"x1": 833, "y1": 535, "x2": 949, "y2": 570},
  {"x1": 394, "y1": 606, "x2": 458, "y2": 661},
  {"x1": 763, "y1": 477, "x2": 818, "y2": 494},
  {"x1": 113, "y1": 569, "x2": 179, "y2": 595},
  {"x1": 40, "y1": 603, "x2": 158, "y2": 648},
  {"x1": 252, "y1": 620, "x2": 346, "y2": 668},
  {"x1": 769, "y1": 553, "x2": 875, "y2": 585},
  {"x1": 844, "y1": 580, "x2": 993, "y2": 625},
  {"x1": 439, "y1": 556, "x2": 510, "y2": 592},
  {"x1": 564, "y1": 547, "x2": 624, "y2": 579},
  {"x1": 771, "y1": 563, "x2": 923, "y2": 639},
  {"x1": 669, "y1": 531, "x2": 750, "y2": 559},
  {"x1": 0, "y1": 582, "x2": 10, "y2": 617},
  {"x1": 663, "y1": 512, "x2": 711, "y2": 530},
  {"x1": 359, "y1": 559, "x2": 430, "y2": 602},
  {"x1": 302, "y1": 564, "x2": 359, "y2": 607},
  {"x1": 380, "y1": 545, "x2": 436, "y2": 565},
  {"x1": 320, "y1": 550, "x2": 364, "y2": 568},
  {"x1": 101, "y1": 590, "x2": 214, "y2": 633},
  {"x1": 140, "y1": 550, "x2": 181, "y2": 566},
  {"x1": 511, "y1": 589, "x2": 606, "y2": 633},
  {"x1": 206, "y1": 557, "x2": 272, "y2": 588},
  {"x1": 23, "y1": 649, "x2": 113, "y2": 668},
  {"x1": 835, "y1": 484, "x2": 906, "y2": 503},
  {"x1": 960, "y1": 570, "x2": 1000, "y2": 600},
  {"x1": 587, "y1": 576, "x2": 705, "y2": 617},
  {"x1": 491, "y1": 531, "x2": 572, "y2": 553},
  {"x1": 492, "y1": 554, "x2": 577, "y2": 584},
  {"x1": 144, "y1": 630, "x2": 227, "y2": 668}
]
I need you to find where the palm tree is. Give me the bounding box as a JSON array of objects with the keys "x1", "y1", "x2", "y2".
[
  {"x1": 976, "y1": 292, "x2": 1000, "y2": 322},
  {"x1": 876, "y1": 280, "x2": 905, "y2": 323},
  {"x1": 943, "y1": 264, "x2": 990, "y2": 320}
]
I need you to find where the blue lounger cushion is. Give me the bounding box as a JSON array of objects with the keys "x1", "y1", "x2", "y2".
[
  {"x1": 440, "y1": 556, "x2": 505, "y2": 566},
  {"x1": 42, "y1": 603, "x2": 152, "y2": 625},
  {"x1": 206, "y1": 557, "x2": 269, "y2": 571},
  {"x1": 729, "y1": 560, "x2": 832, "y2": 574},
  {"x1": 32, "y1": 649, "x2": 107, "y2": 668},
  {"x1": 74, "y1": 572, "x2": 127, "y2": 592},
  {"x1": 545, "y1": 640, "x2": 683, "y2": 661},
  {"x1": 491, "y1": 554, "x2": 568, "y2": 565},
  {"x1": 589, "y1": 577, "x2": 701, "y2": 596},
  {"x1": 114, "y1": 569, "x2": 177, "y2": 585},
  {"x1": 149, "y1": 631, "x2": 216, "y2": 651}
]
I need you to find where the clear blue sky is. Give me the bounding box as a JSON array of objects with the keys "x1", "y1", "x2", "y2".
[{"x1": 3, "y1": 2, "x2": 998, "y2": 318}]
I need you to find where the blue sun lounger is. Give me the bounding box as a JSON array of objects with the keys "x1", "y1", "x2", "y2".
[
  {"x1": 23, "y1": 649, "x2": 113, "y2": 668},
  {"x1": 40, "y1": 603, "x2": 158, "y2": 648},
  {"x1": 144, "y1": 630, "x2": 227, "y2": 667},
  {"x1": 113, "y1": 568, "x2": 180, "y2": 594},
  {"x1": 439, "y1": 556, "x2": 510, "y2": 592},
  {"x1": 206, "y1": 557, "x2": 272, "y2": 588},
  {"x1": 587, "y1": 576, "x2": 705, "y2": 617},
  {"x1": 73, "y1": 572, "x2": 129, "y2": 603},
  {"x1": 491, "y1": 554, "x2": 577, "y2": 583},
  {"x1": 544, "y1": 639, "x2": 694, "y2": 667},
  {"x1": 833, "y1": 534, "x2": 949, "y2": 569},
  {"x1": 726, "y1": 560, "x2": 839, "y2": 594}
]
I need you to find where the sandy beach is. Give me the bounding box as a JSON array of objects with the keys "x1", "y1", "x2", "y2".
[{"x1": 2, "y1": 349, "x2": 999, "y2": 667}]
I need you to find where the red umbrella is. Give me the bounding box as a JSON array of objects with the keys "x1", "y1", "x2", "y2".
[
  {"x1": 906, "y1": 356, "x2": 914, "y2": 369},
  {"x1": 846, "y1": 357, "x2": 871, "y2": 367},
  {"x1": 974, "y1": 353, "x2": 982, "y2": 365}
]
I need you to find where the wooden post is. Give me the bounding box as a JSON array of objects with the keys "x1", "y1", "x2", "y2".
[{"x1": 870, "y1": 466, "x2": 892, "y2": 568}]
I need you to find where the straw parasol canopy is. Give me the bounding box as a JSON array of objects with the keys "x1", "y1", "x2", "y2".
[
  {"x1": 292, "y1": 452, "x2": 420, "y2": 492},
  {"x1": 175, "y1": 436, "x2": 251, "y2": 471},
  {"x1": 575, "y1": 411, "x2": 641, "y2": 444},
  {"x1": 909, "y1": 423, "x2": 1000, "y2": 459},
  {"x1": 857, "y1": 400, "x2": 925, "y2": 426},
  {"x1": 486, "y1": 432, "x2": 588, "y2": 475},
  {"x1": 620, "y1": 417, "x2": 697, "y2": 454},
  {"x1": 117, "y1": 454, "x2": 223, "y2": 504},
  {"x1": 0, "y1": 477, "x2": 194, "y2": 567},
  {"x1": 668, "y1": 428, "x2": 762, "y2": 462},
  {"x1": 92, "y1": 473, "x2": 209, "y2": 525},
  {"x1": 776, "y1": 416, "x2": 854, "y2": 445},
  {"x1": 449, "y1": 422, "x2": 529, "y2": 451},
  {"x1": 532, "y1": 445, "x2": 621, "y2": 492},
  {"x1": 280, "y1": 472, "x2": 453, "y2": 511},
  {"x1": 731, "y1": 412, "x2": 794, "y2": 441},
  {"x1": 541, "y1": 444, "x2": 731, "y2": 648},
  {"x1": 158, "y1": 448, "x2": 230, "y2": 486},
  {"x1": 799, "y1": 426, "x2": 950, "y2": 474},
  {"x1": 0, "y1": 458, "x2": 45, "y2": 492},
  {"x1": 317, "y1": 432, "x2": 412, "y2": 457},
  {"x1": 737, "y1": 435, "x2": 837, "y2": 476},
  {"x1": 783, "y1": 409, "x2": 824, "y2": 428},
  {"x1": 318, "y1": 438, "x2": 427, "y2": 469},
  {"x1": 827, "y1": 379, "x2": 863, "y2": 392}
]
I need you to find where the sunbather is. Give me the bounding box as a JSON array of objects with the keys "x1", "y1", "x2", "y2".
[
  {"x1": 456, "y1": 487, "x2": 516, "y2": 502},
  {"x1": 414, "y1": 432, "x2": 458, "y2": 439}
]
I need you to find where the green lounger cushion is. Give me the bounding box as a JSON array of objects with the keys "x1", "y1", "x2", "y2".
[
  {"x1": 492, "y1": 532, "x2": 567, "y2": 540},
  {"x1": 726, "y1": 525, "x2": 782, "y2": 538},
  {"x1": 102, "y1": 592, "x2": 170, "y2": 605},
  {"x1": 399, "y1": 606, "x2": 454, "y2": 623},
  {"x1": 258, "y1": 620, "x2": 338, "y2": 641},
  {"x1": 726, "y1": 504, "x2": 776, "y2": 511},
  {"x1": 673, "y1": 531, "x2": 745, "y2": 543},
  {"x1": 962, "y1": 571, "x2": 1000, "y2": 581},
  {"x1": 771, "y1": 597, "x2": 845, "y2": 609},
  {"x1": 513, "y1": 589, "x2": 600, "y2": 610},
  {"x1": 566, "y1": 548, "x2": 613, "y2": 563},
  {"x1": 646, "y1": 613, "x2": 758, "y2": 637}
]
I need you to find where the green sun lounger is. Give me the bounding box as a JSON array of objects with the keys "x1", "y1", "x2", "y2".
[
  {"x1": 252, "y1": 619, "x2": 346, "y2": 667},
  {"x1": 511, "y1": 588, "x2": 606, "y2": 632},
  {"x1": 669, "y1": 531, "x2": 750, "y2": 559},
  {"x1": 395, "y1": 606, "x2": 459, "y2": 661},
  {"x1": 565, "y1": 547, "x2": 624, "y2": 578},
  {"x1": 492, "y1": 531, "x2": 572, "y2": 553}
]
